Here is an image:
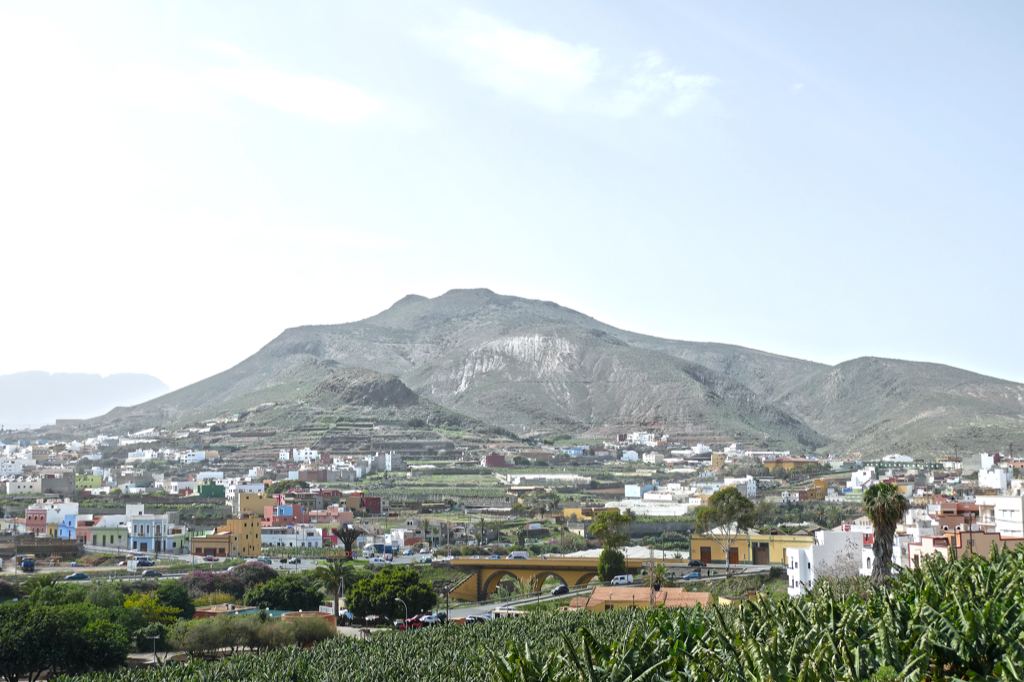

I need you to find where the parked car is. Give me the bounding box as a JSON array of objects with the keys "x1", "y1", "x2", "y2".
[
  {"x1": 256, "y1": 556, "x2": 273, "y2": 565},
  {"x1": 419, "y1": 547, "x2": 431, "y2": 554},
  {"x1": 688, "y1": 560, "x2": 706, "y2": 567},
  {"x1": 683, "y1": 571, "x2": 701, "y2": 580},
  {"x1": 204, "y1": 556, "x2": 219, "y2": 562},
  {"x1": 610, "y1": 574, "x2": 634, "y2": 585},
  {"x1": 369, "y1": 557, "x2": 388, "y2": 566},
  {"x1": 286, "y1": 557, "x2": 302, "y2": 565},
  {"x1": 402, "y1": 549, "x2": 414, "y2": 556},
  {"x1": 397, "y1": 616, "x2": 425, "y2": 630},
  {"x1": 141, "y1": 569, "x2": 162, "y2": 577},
  {"x1": 550, "y1": 584, "x2": 569, "y2": 596},
  {"x1": 117, "y1": 560, "x2": 128, "y2": 566},
  {"x1": 465, "y1": 614, "x2": 492, "y2": 624},
  {"x1": 64, "y1": 572, "x2": 89, "y2": 581},
  {"x1": 279, "y1": 557, "x2": 288, "y2": 564},
  {"x1": 486, "y1": 555, "x2": 501, "y2": 560},
  {"x1": 417, "y1": 555, "x2": 432, "y2": 564},
  {"x1": 135, "y1": 558, "x2": 154, "y2": 567}
]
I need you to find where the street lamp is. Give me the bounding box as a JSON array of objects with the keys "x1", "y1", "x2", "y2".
[
  {"x1": 394, "y1": 596, "x2": 408, "y2": 623},
  {"x1": 144, "y1": 634, "x2": 160, "y2": 665}
]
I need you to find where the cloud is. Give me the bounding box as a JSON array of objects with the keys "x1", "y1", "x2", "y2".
[
  {"x1": 605, "y1": 51, "x2": 716, "y2": 118},
  {"x1": 417, "y1": 10, "x2": 600, "y2": 111},
  {"x1": 203, "y1": 67, "x2": 384, "y2": 125},
  {"x1": 418, "y1": 12, "x2": 714, "y2": 118}
]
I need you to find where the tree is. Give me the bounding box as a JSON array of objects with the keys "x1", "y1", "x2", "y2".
[
  {"x1": 590, "y1": 509, "x2": 631, "y2": 550},
  {"x1": 243, "y1": 574, "x2": 323, "y2": 612},
  {"x1": 512, "y1": 455, "x2": 530, "y2": 466},
  {"x1": 124, "y1": 592, "x2": 181, "y2": 625},
  {"x1": 863, "y1": 482, "x2": 910, "y2": 585},
  {"x1": 694, "y1": 487, "x2": 759, "y2": 576},
  {"x1": 266, "y1": 480, "x2": 308, "y2": 496},
  {"x1": 645, "y1": 563, "x2": 674, "y2": 589},
  {"x1": 312, "y1": 560, "x2": 358, "y2": 617},
  {"x1": 346, "y1": 566, "x2": 436, "y2": 621},
  {"x1": 597, "y1": 548, "x2": 627, "y2": 582},
  {"x1": 179, "y1": 570, "x2": 245, "y2": 599},
  {"x1": 156, "y1": 581, "x2": 195, "y2": 620},
  {"x1": 230, "y1": 562, "x2": 278, "y2": 589},
  {"x1": 331, "y1": 525, "x2": 363, "y2": 557}
]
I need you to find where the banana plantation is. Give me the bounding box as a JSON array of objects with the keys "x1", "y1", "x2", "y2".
[{"x1": 57, "y1": 546, "x2": 1024, "y2": 682}]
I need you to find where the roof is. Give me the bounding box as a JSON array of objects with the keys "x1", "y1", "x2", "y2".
[{"x1": 577, "y1": 586, "x2": 711, "y2": 609}]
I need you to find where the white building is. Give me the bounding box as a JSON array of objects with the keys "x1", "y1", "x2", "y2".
[
  {"x1": 642, "y1": 452, "x2": 664, "y2": 465},
  {"x1": 848, "y1": 468, "x2": 875, "y2": 490},
  {"x1": 180, "y1": 450, "x2": 207, "y2": 465},
  {"x1": 692, "y1": 444, "x2": 712, "y2": 456},
  {"x1": 723, "y1": 475, "x2": 757, "y2": 498},
  {"x1": 979, "y1": 467, "x2": 1013, "y2": 493},
  {"x1": 6, "y1": 477, "x2": 41, "y2": 495},
  {"x1": 0, "y1": 458, "x2": 34, "y2": 476},
  {"x1": 279, "y1": 447, "x2": 320, "y2": 463},
  {"x1": 786, "y1": 530, "x2": 866, "y2": 597},
  {"x1": 976, "y1": 494, "x2": 1024, "y2": 537},
  {"x1": 621, "y1": 451, "x2": 639, "y2": 463},
  {"x1": 881, "y1": 454, "x2": 913, "y2": 463},
  {"x1": 196, "y1": 471, "x2": 224, "y2": 482},
  {"x1": 127, "y1": 449, "x2": 160, "y2": 462},
  {"x1": 262, "y1": 524, "x2": 323, "y2": 548},
  {"x1": 627, "y1": 432, "x2": 657, "y2": 446}
]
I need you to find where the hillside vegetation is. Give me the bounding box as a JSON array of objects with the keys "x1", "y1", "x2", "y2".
[{"x1": 88, "y1": 289, "x2": 1024, "y2": 456}]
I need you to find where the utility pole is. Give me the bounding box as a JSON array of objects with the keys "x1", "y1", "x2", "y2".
[{"x1": 649, "y1": 546, "x2": 655, "y2": 607}]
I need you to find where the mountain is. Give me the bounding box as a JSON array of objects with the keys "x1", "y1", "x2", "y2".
[
  {"x1": 86, "y1": 289, "x2": 1024, "y2": 456},
  {"x1": 0, "y1": 371, "x2": 169, "y2": 429}
]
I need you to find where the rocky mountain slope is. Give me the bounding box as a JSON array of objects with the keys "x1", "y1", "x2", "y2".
[{"x1": 88, "y1": 289, "x2": 1024, "y2": 456}]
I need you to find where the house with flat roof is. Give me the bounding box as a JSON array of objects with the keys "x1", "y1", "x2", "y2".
[{"x1": 568, "y1": 586, "x2": 710, "y2": 612}]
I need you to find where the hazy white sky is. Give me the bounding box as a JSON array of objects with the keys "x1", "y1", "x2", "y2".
[{"x1": 2, "y1": 1, "x2": 1023, "y2": 390}]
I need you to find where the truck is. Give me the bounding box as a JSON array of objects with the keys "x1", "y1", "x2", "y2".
[{"x1": 16, "y1": 555, "x2": 35, "y2": 573}]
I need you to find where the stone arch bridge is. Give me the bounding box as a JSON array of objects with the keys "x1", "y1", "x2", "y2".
[{"x1": 449, "y1": 556, "x2": 651, "y2": 602}]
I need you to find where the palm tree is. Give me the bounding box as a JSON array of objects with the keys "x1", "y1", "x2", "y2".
[
  {"x1": 312, "y1": 559, "x2": 357, "y2": 617},
  {"x1": 645, "y1": 563, "x2": 674, "y2": 589},
  {"x1": 863, "y1": 482, "x2": 910, "y2": 585}
]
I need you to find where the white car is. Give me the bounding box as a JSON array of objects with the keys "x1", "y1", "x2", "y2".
[{"x1": 369, "y1": 557, "x2": 388, "y2": 566}]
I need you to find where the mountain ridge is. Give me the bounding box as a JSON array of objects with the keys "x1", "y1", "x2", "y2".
[{"x1": 83, "y1": 289, "x2": 1024, "y2": 456}]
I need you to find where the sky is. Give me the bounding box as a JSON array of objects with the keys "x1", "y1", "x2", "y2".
[{"x1": 2, "y1": 1, "x2": 1023, "y2": 391}]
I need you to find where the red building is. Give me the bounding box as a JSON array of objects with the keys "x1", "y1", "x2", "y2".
[
  {"x1": 481, "y1": 452, "x2": 511, "y2": 468},
  {"x1": 26, "y1": 508, "x2": 47, "y2": 536}
]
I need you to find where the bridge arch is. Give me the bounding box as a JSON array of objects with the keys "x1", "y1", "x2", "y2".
[
  {"x1": 483, "y1": 570, "x2": 529, "y2": 596},
  {"x1": 529, "y1": 571, "x2": 569, "y2": 592},
  {"x1": 574, "y1": 572, "x2": 599, "y2": 587}
]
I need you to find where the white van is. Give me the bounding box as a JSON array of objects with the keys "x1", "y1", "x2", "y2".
[
  {"x1": 610, "y1": 574, "x2": 634, "y2": 585},
  {"x1": 506, "y1": 551, "x2": 530, "y2": 560}
]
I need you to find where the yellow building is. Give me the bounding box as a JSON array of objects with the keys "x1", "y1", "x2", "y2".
[
  {"x1": 235, "y1": 492, "x2": 269, "y2": 517},
  {"x1": 562, "y1": 507, "x2": 603, "y2": 522},
  {"x1": 691, "y1": 529, "x2": 816, "y2": 566},
  {"x1": 191, "y1": 516, "x2": 262, "y2": 558},
  {"x1": 711, "y1": 453, "x2": 726, "y2": 469},
  {"x1": 763, "y1": 457, "x2": 819, "y2": 473}
]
